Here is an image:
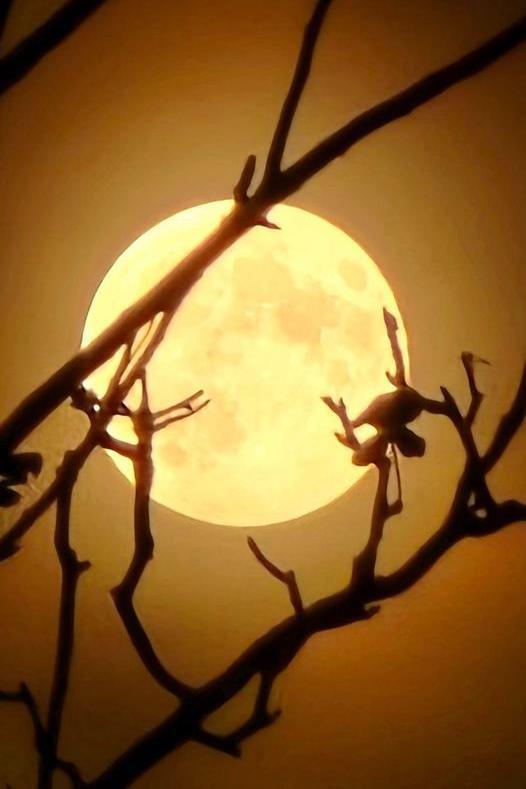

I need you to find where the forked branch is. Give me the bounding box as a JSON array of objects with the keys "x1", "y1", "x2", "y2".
[
  {"x1": 110, "y1": 373, "x2": 209, "y2": 699},
  {"x1": 247, "y1": 537, "x2": 304, "y2": 615},
  {"x1": 1, "y1": 2, "x2": 524, "y2": 463}
]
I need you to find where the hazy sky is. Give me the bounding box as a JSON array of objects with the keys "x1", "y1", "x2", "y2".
[{"x1": 1, "y1": 1, "x2": 526, "y2": 787}]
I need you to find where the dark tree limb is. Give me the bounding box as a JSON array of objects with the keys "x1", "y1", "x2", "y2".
[
  {"x1": 0, "y1": 0, "x2": 14, "y2": 42},
  {"x1": 482, "y1": 363, "x2": 526, "y2": 472},
  {"x1": 85, "y1": 395, "x2": 526, "y2": 789},
  {"x1": 383, "y1": 308, "x2": 407, "y2": 387},
  {"x1": 247, "y1": 538, "x2": 304, "y2": 616},
  {"x1": 262, "y1": 0, "x2": 332, "y2": 180},
  {"x1": 0, "y1": 0, "x2": 111, "y2": 95},
  {"x1": 0, "y1": 315, "x2": 171, "y2": 561},
  {"x1": 110, "y1": 374, "x2": 208, "y2": 699},
  {"x1": 0, "y1": 683, "x2": 85, "y2": 787},
  {"x1": 38, "y1": 477, "x2": 90, "y2": 789},
  {"x1": 1, "y1": 4, "x2": 525, "y2": 462},
  {"x1": 275, "y1": 9, "x2": 526, "y2": 199}
]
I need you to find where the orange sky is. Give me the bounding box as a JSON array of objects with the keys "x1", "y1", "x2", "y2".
[{"x1": 1, "y1": 1, "x2": 525, "y2": 787}]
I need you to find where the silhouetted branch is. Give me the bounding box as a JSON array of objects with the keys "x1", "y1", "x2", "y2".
[
  {"x1": 110, "y1": 373, "x2": 208, "y2": 699},
  {"x1": 482, "y1": 363, "x2": 526, "y2": 472},
  {"x1": 383, "y1": 308, "x2": 407, "y2": 387},
  {"x1": 351, "y1": 456, "x2": 396, "y2": 589},
  {"x1": 262, "y1": 0, "x2": 332, "y2": 181},
  {"x1": 0, "y1": 1, "x2": 14, "y2": 42},
  {"x1": 233, "y1": 154, "x2": 257, "y2": 203},
  {"x1": 0, "y1": 318, "x2": 171, "y2": 561},
  {"x1": 0, "y1": 432, "x2": 98, "y2": 562},
  {"x1": 0, "y1": 0, "x2": 111, "y2": 95},
  {"x1": 38, "y1": 475, "x2": 90, "y2": 789},
  {"x1": 1, "y1": 4, "x2": 524, "y2": 462},
  {"x1": 0, "y1": 683, "x2": 85, "y2": 787},
  {"x1": 275, "y1": 9, "x2": 526, "y2": 198},
  {"x1": 247, "y1": 537, "x2": 304, "y2": 615},
  {"x1": 321, "y1": 396, "x2": 360, "y2": 450},
  {"x1": 461, "y1": 351, "x2": 489, "y2": 427},
  {"x1": 389, "y1": 444, "x2": 403, "y2": 516}
]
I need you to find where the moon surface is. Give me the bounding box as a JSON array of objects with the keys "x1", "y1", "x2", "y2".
[{"x1": 82, "y1": 201, "x2": 409, "y2": 526}]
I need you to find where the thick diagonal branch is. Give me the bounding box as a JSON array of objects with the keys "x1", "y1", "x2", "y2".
[
  {"x1": 0, "y1": 0, "x2": 110, "y2": 95},
  {"x1": 0, "y1": 316, "x2": 171, "y2": 561},
  {"x1": 1, "y1": 7, "x2": 525, "y2": 461}
]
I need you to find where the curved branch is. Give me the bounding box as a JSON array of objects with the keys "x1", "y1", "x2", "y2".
[{"x1": 110, "y1": 376, "x2": 208, "y2": 699}]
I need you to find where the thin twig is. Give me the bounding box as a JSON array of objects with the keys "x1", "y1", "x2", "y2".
[
  {"x1": 263, "y1": 0, "x2": 332, "y2": 180},
  {"x1": 110, "y1": 374, "x2": 208, "y2": 699},
  {"x1": 247, "y1": 538, "x2": 303, "y2": 615},
  {"x1": 321, "y1": 396, "x2": 360, "y2": 450},
  {"x1": 461, "y1": 351, "x2": 489, "y2": 427},
  {"x1": 196, "y1": 670, "x2": 281, "y2": 758},
  {"x1": 383, "y1": 308, "x2": 406, "y2": 387}
]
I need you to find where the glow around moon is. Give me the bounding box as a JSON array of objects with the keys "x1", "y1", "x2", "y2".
[{"x1": 82, "y1": 201, "x2": 409, "y2": 526}]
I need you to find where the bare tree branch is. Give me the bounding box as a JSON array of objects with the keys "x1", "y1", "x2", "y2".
[
  {"x1": 1, "y1": 7, "x2": 524, "y2": 464},
  {"x1": 262, "y1": 0, "x2": 332, "y2": 180},
  {"x1": 233, "y1": 154, "x2": 257, "y2": 203},
  {"x1": 0, "y1": 316, "x2": 171, "y2": 560},
  {"x1": 38, "y1": 475, "x2": 90, "y2": 789},
  {"x1": 0, "y1": 683, "x2": 85, "y2": 787},
  {"x1": 482, "y1": 363, "x2": 526, "y2": 472},
  {"x1": 0, "y1": 0, "x2": 111, "y2": 95},
  {"x1": 247, "y1": 538, "x2": 303, "y2": 615},
  {"x1": 461, "y1": 351, "x2": 490, "y2": 427},
  {"x1": 110, "y1": 374, "x2": 208, "y2": 699},
  {"x1": 275, "y1": 12, "x2": 526, "y2": 198},
  {"x1": 0, "y1": 0, "x2": 14, "y2": 42},
  {"x1": 321, "y1": 396, "x2": 360, "y2": 450},
  {"x1": 383, "y1": 308, "x2": 406, "y2": 387}
]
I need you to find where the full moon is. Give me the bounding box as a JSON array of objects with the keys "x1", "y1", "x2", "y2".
[{"x1": 82, "y1": 201, "x2": 409, "y2": 526}]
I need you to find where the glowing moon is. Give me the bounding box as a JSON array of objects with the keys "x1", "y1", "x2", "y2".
[{"x1": 82, "y1": 201, "x2": 409, "y2": 526}]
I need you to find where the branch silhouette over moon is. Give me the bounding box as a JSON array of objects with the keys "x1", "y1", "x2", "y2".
[{"x1": 1, "y1": 1, "x2": 525, "y2": 787}]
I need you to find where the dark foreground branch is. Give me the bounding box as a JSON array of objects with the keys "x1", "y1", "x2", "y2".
[
  {"x1": 110, "y1": 373, "x2": 209, "y2": 699},
  {"x1": 0, "y1": 0, "x2": 110, "y2": 95},
  {"x1": 1, "y1": 3, "x2": 524, "y2": 463},
  {"x1": 38, "y1": 472, "x2": 90, "y2": 789},
  {"x1": 247, "y1": 537, "x2": 304, "y2": 615},
  {"x1": 0, "y1": 684, "x2": 84, "y2": 787},
  {"x1": 85, "y1": 343, "x2": 526, "y2": 788}
]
